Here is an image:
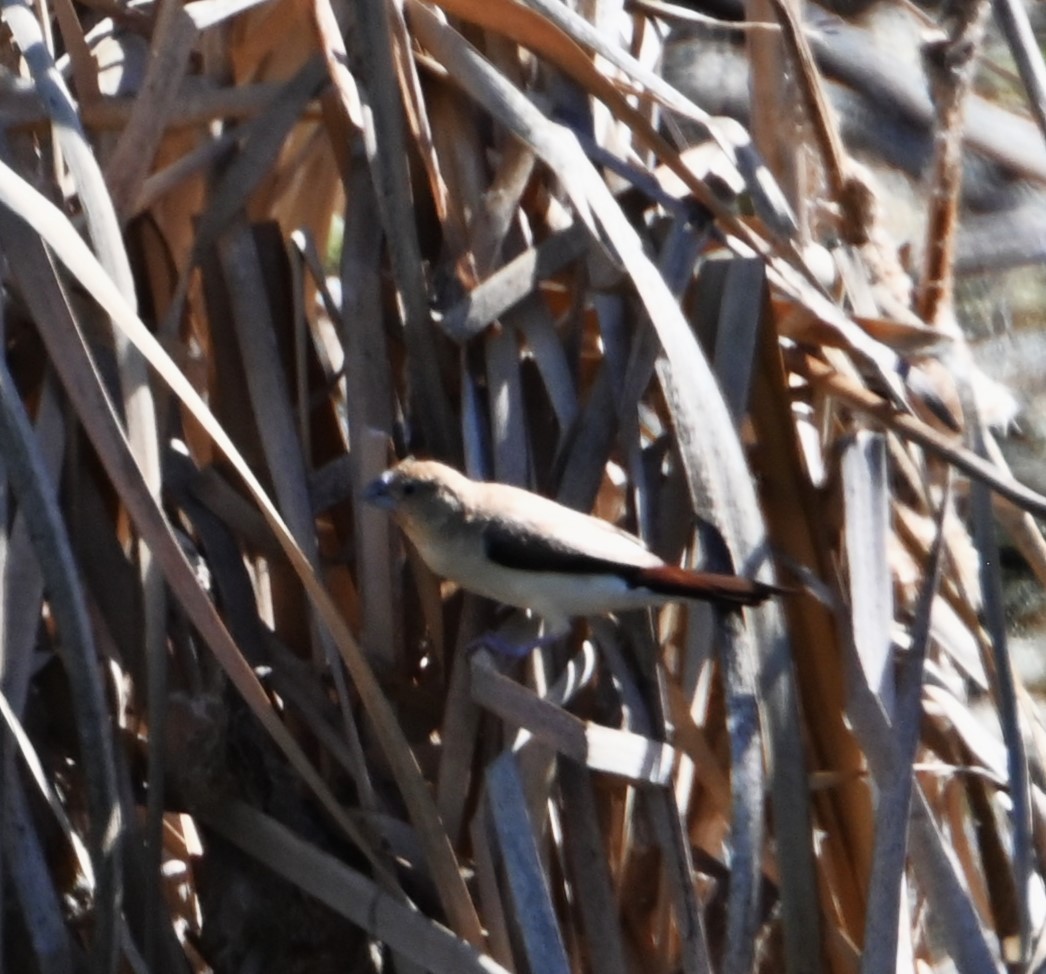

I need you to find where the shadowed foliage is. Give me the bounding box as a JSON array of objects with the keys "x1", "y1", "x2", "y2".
[{"x1": 0, "y1": 0, "x2": 1045, "y2": 971}]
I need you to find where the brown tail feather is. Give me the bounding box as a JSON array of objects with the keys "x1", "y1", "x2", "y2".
[{"x1": 632, "y1": 564, "x2": 787, "y2": 607}]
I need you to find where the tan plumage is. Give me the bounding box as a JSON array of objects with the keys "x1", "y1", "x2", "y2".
[{"x1": 364, "y1": 458, "x2": 777, "y2": 639}]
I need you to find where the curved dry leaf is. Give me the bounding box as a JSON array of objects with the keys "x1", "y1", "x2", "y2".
[{"x1": 0, "y1": 154, "x2": 484, "y2": 946}]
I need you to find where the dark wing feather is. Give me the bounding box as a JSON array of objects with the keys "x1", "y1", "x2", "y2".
[
  {"x1": 483, "y1": 522, "x2": 781, "y2": 607},
  {"x1": 483, "y1": 520, "x2": 641, "y2": 577}
]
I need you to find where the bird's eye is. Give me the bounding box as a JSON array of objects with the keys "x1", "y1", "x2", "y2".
[{"x1": 402, "y1": 483, "x2": 416, "y2": 497}]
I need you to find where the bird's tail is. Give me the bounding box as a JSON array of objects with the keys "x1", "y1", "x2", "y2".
[{"x1": 631, "y1": 564, "x2": 787, "y2": 607}]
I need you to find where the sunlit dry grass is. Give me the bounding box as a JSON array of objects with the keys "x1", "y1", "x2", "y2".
[{"x1": 0, "y1": 0, "x2": 1045, "y2": 971}]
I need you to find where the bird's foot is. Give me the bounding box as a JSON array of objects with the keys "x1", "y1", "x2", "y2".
[{"x1": 466, "y1": 629, "x2": 562, "y2": 659}]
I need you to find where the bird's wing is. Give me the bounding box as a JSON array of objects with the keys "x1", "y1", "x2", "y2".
[
  {"x1": 474, "y1": 486, "x2": 663, "y2": 575},
  {"x1": 471, "y1": 485, "x2": 777, "y2": 607},
  {"x1": 483, "y1": 515, "x2": 775, "y2": 606}
]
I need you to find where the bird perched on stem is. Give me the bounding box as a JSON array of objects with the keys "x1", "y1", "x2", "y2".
[{"x1": 363, "y1": 459, "x2": 779, "y2": 653}]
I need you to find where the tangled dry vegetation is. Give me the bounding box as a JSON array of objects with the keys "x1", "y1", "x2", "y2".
[{"x1": 4, "y1": 0, "x2": 1046, "y2": 970}]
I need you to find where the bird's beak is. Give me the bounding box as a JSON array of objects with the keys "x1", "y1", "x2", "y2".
[{"x1": 362, "y1": 472, "x2": 396, "y2": 509}]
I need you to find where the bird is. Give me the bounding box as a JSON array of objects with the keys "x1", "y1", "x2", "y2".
[{"x1": 363, "y1": 459, "x2": 779, "y2": 653}]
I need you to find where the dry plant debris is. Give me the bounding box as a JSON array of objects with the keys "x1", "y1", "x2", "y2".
[{"x1": 0, "y1": 0, "x2": 1045, "y2": 970}]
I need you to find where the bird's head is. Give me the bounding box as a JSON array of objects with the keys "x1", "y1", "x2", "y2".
[{"x1": 362, "y1": 459, "x2": 470, "y2": 534}]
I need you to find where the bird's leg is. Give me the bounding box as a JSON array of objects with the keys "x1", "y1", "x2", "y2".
[{"x1": 465, "y1": 612, "x2": 566, "y2": 658}]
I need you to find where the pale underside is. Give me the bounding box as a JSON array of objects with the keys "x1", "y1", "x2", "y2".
[{"x1": 403, "y1": 497, "x2": 671, "y2": 637}]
